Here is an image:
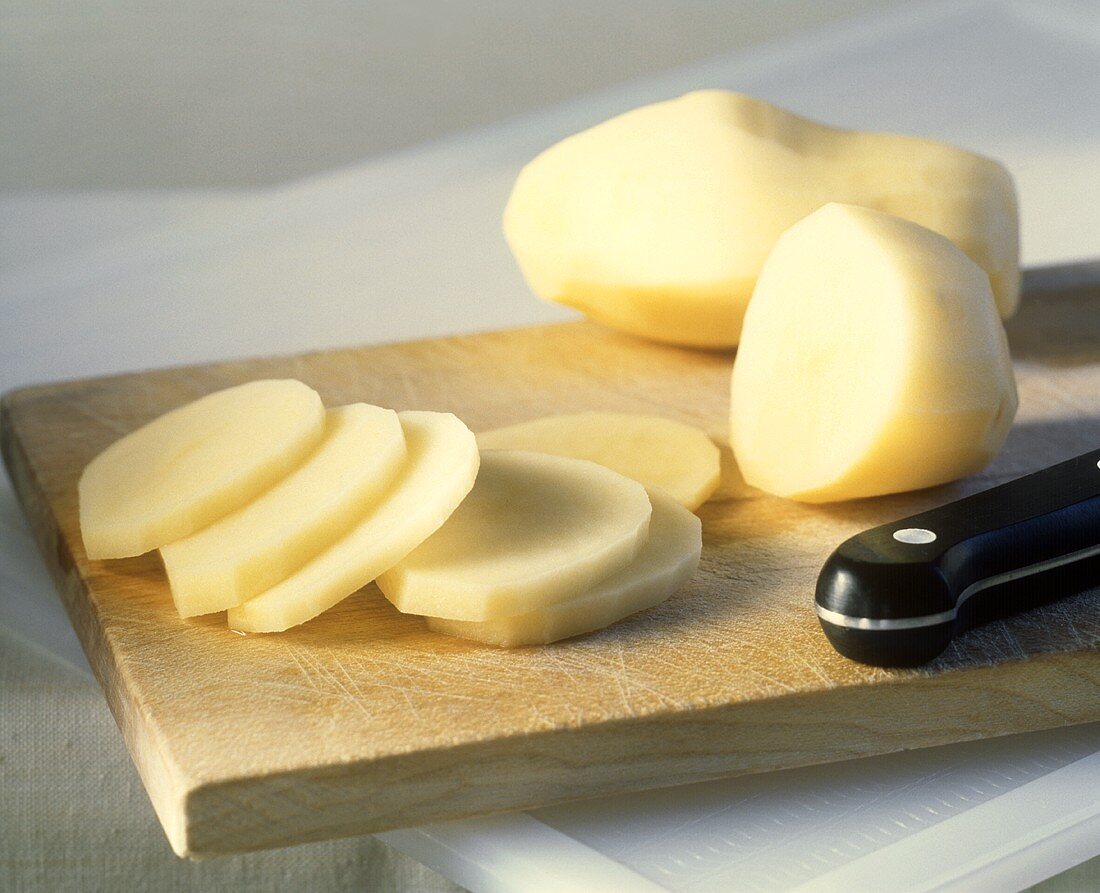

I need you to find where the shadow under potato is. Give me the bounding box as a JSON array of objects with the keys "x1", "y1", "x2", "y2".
[
  {"x1": 994, "y1": 415, "x2": 1100, "y2": 473},
  {"x1": 1008, "y1": 261, "x2": 1100, "y2": 364}
]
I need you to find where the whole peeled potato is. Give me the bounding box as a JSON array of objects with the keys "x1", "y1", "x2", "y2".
[{"x1": 504, "y1": 90, "x2": 1018, "y2": 347}]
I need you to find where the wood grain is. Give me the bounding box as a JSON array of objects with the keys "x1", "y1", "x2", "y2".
[{"x1": 3, "y1": 267, "x2": 1099, "y2": 857}]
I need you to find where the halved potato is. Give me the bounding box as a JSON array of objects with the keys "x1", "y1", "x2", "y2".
[
  {"x1": 427, "y1": 488, "x2": 700, "y2": 646},
  {"x1": 79, "y1": 379, "x2": 325, "y2": 559},
  {"x1": 161, "y1": 403, "x2": 405, "y2": 617},
  {"x1": 377, "y1": 451, "x2": 652, "y2": 621},
  {"x1": 730, "y1": 203, "x2": 1017, "y2": 502},
  {"x1": 227, "y1": 411, "x2": 479, "y2": 633},
  {"x1": 477, "y1": 412, "x2": 720, "y2": 510}
]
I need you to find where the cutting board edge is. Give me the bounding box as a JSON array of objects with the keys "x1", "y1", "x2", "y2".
[
  {"x1": 175, "y1": 648, "x2": 1099, "y2": 857},
  {"x1": 1, "y1": 399, "x2": 195, "y2": 854},
  {"x1": 0, "y1": 320, "x2": 601, "y2": 408}
]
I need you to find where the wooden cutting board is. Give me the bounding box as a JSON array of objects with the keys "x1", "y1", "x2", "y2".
[{"x1": 3, "y1": 264, "x2": 1099, "y2": 858}]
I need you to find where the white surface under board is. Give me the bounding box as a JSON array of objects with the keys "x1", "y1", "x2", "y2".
[
  {"x1": 2, "y1": 1, "x2": 1099, "y2": 891},
  {"x1": 381, "y1": 724, "x2": 1100, "y2": 893}
]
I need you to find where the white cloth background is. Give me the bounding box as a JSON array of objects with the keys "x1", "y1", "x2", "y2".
[{"x1": 0, "y1": 0, "x2": 904, "y2": 191}]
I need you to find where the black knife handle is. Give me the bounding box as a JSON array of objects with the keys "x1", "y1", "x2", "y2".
[{"x1": 816, "y1": 448, "x2": 1100, "y2": 667}]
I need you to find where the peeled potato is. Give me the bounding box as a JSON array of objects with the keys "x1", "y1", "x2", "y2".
[
  {"x1": 504, "y1": 90, "x2": 1018, "y2": 347},
  {"x1": 377, "y1": 451, "x2": 652, "y2": 621},
  {"x1": 427, "y1": 488, "x2": 700, "y2": 646},
  {"x1": 228, "y1": 411, "x2": 479, "y2": 633},
  {"x1": 161, "y1": 404, "x2": 406, "y2": 618},
  {"x1": 79, "y1": 379, "x2": 325, "y2": 559},
  {"x1": 477, "y1": 412, "x2": 720, "y2": 510},
  {"x1": 730, "y1": 203, "x2": 1017, "y2": 503}
]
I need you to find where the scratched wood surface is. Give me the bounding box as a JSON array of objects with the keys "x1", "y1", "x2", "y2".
[{"x1": 2, "y1": 265, "x2": 1099, "y2": 858}]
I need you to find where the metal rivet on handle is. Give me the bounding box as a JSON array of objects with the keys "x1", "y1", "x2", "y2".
[{"x1": 893, "y1": 528, "x2": 937, "y2": 544}]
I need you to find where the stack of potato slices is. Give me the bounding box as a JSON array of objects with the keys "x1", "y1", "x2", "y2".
[{"x1": 79, "y1": 381, "x2": 708, "y2": 644}]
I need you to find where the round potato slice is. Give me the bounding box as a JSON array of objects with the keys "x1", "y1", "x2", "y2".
[
  {"x1": 477, "y1": 412, "x2": 720, "y2": 510},
  {"x1": 162, "y1": 404, "x2": 406, "y2": 618},
  {"x1": 228, "y1": 411, "x2": 479, "y2": 633},
  {"x1": 427, "y1": 488, "x2": 701, "y2": 646},
  {"x1": 730, "y1": 203, "x2": 1017, "y2": 502},
  {"x1": 79, "y1": 379, "x2": 325, "y2": 559},
  {"x1": 376, "y1": 451, "x2": 653, "y2": 622}
]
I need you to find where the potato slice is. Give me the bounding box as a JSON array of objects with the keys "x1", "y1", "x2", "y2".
[
  {"x1": 730, "y1": 203, "x2": 1017, "y2": 502},
  {"x1": 377, "y1": 451, "x2": 652, "y2": 621},
  {"x1": 504, "y1": 90, "x2": 1018, "y2": 347},
  {"x1": 477, "y1": 412, "x2": 720, "y2": 510},
  {"x1": 426, "y1": 488, "x2": 700, "y2": 646},
  {"x1": 79, "y1": 379, "x2": 325, "y2": 559},
  {"x1": 161, "y1": 403, "x2": 405, "y2": 617},
  {"x1": 228, "y1": 411, "x2": 479, "y2": 633}
]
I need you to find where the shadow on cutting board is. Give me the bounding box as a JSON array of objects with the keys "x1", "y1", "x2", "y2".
[{"x1": 1009, "y1": 261, "x2": 1100, "y2": 364}]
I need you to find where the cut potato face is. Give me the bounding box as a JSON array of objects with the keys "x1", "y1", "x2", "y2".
[
  {"x1": 227, "y1": 411, "x2": 479, "y2": 633},
  {"x1": 79, "y1": 379, "x2": 325, "y2": 559},
  {"x1": 161, "y1": 404, "x2": 406, "y2": 617},
  {"x1": 477, "y1": 412, "x2": 720, "y2": 510},
  {"x1": 504, "y1": 90, "x2": 1018, "y2": 347},
  {"x1": 377, "y1": 451, "x2": 652, "y2": 621},
  {"x1": 730, "y1": 203, "x2": 1017, "y2": 503},
  {"x1": 427, "y1": 488, "x2": 701, "y2": 646}
]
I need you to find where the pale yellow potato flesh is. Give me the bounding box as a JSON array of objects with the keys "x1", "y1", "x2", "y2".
[
  {"x1": 730, "y1": 203, "x2": 1017, "y2": 503},
  {"x1": 504, "y1": 90, "x2": 1019, "y2": 347},
  {"x1": 377, "y1": 451, "x2": 652, "y2": 622},
  {"x1": 79, "y1": 379, "x2": 325, "y2": 559},
  {"x1": 161, "y1": 403, "x2": 406, "y2": 618},
  {"x1": 476, "y1": 412, "x2": 720, "y2": 511},
  {"x1": 427, "y1": 488, "x2": 701, "y2": 646},
  {"x1": 228, "y1": 411, "x2": 479, "y2": 633}
]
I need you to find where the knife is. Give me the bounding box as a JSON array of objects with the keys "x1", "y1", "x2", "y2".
[{"x1": 815, "y1": 447, "x2": 1100, "y2": 666}]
